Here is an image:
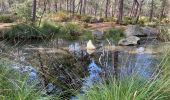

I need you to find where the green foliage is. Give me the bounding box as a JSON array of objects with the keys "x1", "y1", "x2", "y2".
[
  {"x1": 104, "y1": 28, "x2": 124, "y2": 42},
  {"x1": 104, "y1": 17, "x2": 115, "y2": 22},
  {"x1": 60, "y1": 23, "x2": 82, "y2": 40},
  {"x1": 158, "y1": 26, "x2": 170, "y2": 41},
  {"x1": 81, "y1": 16, "x2": 92, "y2": 23},
  {"x1": 51, "y1": 11, "x2": 70, "y2": 22},
  {"x1": 2, "y1": 22, "x2": 61, "y2": 39},
  {"x1": 10, "y1": 0, "x2": 32, "y2": 21},
  {"x1": 79, "y1": 30, "x2": 93, "y2": 40},
  {"x1": 122, "y1": 16, "x2": 132, "y2": 25},
  {"x1": 0, "y1": 15, "x2": 14, "y2": 23},
  {"x1": 138, "y1": 16, "x2": 149, "y2": 25},
  {"x1": 78, "y1": 73, "x2": 170, "y2": 100},
  {"x1": 0, "y1": 59, "x2": 49, "y2": 100}
]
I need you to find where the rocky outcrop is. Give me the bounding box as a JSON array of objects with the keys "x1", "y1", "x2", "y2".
[
  {"x1": 120, "y1": 25, "x2": 159, "y2": 46},
  {"x1": 124, "y1": 25, "x2": 147, "y2": 37},
  {"x1": 124, "y1": 25, "x2": 159, "y2": 37},
  {"x1": 118, "y1": 36, "x2": 140, "y2": 46},
  {"x1": 141, "y1": 26, "x2": 159, "y2": 37}
]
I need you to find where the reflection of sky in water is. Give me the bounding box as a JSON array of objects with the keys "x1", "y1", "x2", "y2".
[
  {"x1": 71, "y1": 59, "x2": 102, "y2": 100},
  {"x1": 119, "y1": 53, "x2": 157, "y2": 78},
  {"x1": 82, "y1": 59, "x2": 102, "y2": 92},
  {"x1": 69, "y1": 43, "x2": 81, "y2": 53}
]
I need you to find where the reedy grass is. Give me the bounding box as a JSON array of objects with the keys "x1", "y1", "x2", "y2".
[
  {"x1": 78, "y1": 48, "x2": 170, "y2": 100},
  {"x1": 0, "y1": 59, "x2": 51, "y2": 100}
]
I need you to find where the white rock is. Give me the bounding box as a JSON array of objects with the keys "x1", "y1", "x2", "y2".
[{"x1": 86, "y1": 40, "x2": 96, "y2": 50}]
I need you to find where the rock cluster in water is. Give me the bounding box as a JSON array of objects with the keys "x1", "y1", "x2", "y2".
[{"x1": 118, "y1": 25, "x2": 159, "y2": 46}]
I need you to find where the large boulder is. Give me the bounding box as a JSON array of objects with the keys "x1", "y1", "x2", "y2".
[
  {"x1": 124, "y1": 25, "x2": 147, "y2": 37},
  {"x1": 118, "y1": 36, "x2": 140, "y2": 46},
  {"x1": 141, "y1": 26, "x2": 159, "y2": 37}
]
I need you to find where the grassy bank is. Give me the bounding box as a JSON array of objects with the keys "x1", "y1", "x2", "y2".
[
  {"x1": 77, "y1": 50, "x2": 170, "y2": 100},
  {"x1": 0, "y1": 59, "x2": 51, "y2": 100}
]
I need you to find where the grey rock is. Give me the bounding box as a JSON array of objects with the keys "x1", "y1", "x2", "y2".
[
  {"x1": 118, "y1": 36, "x2": 140, "y2": 46},
  {"x1": 141, "y1": 26, "x2": 158, "y2": 37},
  {"x1": 124, "y1": 25, "x2": 147, "y2": 37},
  {"x1": 92, "y1": 30, "x2": 103, "y2": 39}
]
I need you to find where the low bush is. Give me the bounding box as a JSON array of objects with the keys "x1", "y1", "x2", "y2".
[
  {"x1": 0, "y1": 15, "x2": 14, "y2": 23},
  {"x1": 104, "y1": 28, "x2": 124, "y2": 42},
  {"x1": 50, "y1": 11, "x2": 70, "y2": 22},
  {"x1": 0, "y1": 59, "x2": 49, "y2": 100},
  {"x1": 104, "y1": 17, "x2": 116, "y2": 22},
  {"x1": 60, "y1": 23, "x2": 82, "y2": 40},
  {"x1": 122, "y1": 16, "x2": 132, "y2": 25},
  {"x1": 158, "y1": 26, "x2": 170, "y2": 41},
  {"x1": 138, "y1": 16, "x2": 149, "y2": 25},
  {"x1": 2, "y1": 22, "x2": 61, "y2": 39},
  {"x1": 81, "y1": 16, "x2": 92, "y2": 23}
]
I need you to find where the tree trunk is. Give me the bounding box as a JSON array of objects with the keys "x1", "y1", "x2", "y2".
[
  {"x1": 79, "y1": 0, "x2": 83, "y2": 15},
  {"x1": 105, "y1": 0, "x2": 110, "y2": 18},
  {"x1": 149, "y1": 0, "x2": 154, "y2": 22},
  {"x1": 116, "y1": 0, "x2": 124, "y2": 24},
  {"x1": 72, "y1": 0, "x2": 75, "y2": 16},
  {"x1": 83, "y1": 0, "x2": 87, "y2": 15},
  {"x1": 160, "y1": 0, "x2": 166, "y2": 20},
  {"x1": 32, "y1": 0, "x2": 37, "y2": 22},
  {"x1": 134, "y1": 0, "x2": 144, "y2": 23}
]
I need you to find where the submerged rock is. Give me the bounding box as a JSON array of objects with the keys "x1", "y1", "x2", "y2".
[{"x1": 118, "y1": 36, "x2": 140, "y2": 46}]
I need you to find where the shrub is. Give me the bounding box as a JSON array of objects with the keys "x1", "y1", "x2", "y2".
[
  {"x1": 74, "y1": 14, "x2": 82, "y2": 20},
  {"x1": 10, "y1": 0, "x2": 32, "y2": 21},
  {"x1": 161, "y1": 18, "x2": 170, "y2": 24},
  {"x1": 2, "y1": 22, "x2": 61, "y2": 39},
  {"x1": 0, "y1": 15, "x2": 14, "y2": 23},
  {"x1": 104, "y1": 17, "x2": 116, "y2": 22},
  {"x1": 60, "y1": 23, "x2": 82, "y2": 40},
  {"x1": 40, "y1": 21, "x2": 61, "y2": 37},
  {"x1": 51, "y1": 11, "x2": 70, "y2": 22},
  {"x1": 122, "y1": 16, "x2": 132, "y2": 25},
  {"x1": 104, "y1": 28, "x2": 124, "y2": 42},
  {"x1": 90, "y1": 17, "x2": 98, "y2": 23},
  {"x1": 0, "y1": 59, "x2": 49, "y2": 100},
  {"x1": 81, "y1": 16, "x2": 92, "y2": 23},
  {"x1": 138, "y1": 16, "x2": 149, "y2": 25},
  {"x1": 79, "y1": 30, "x2": 93, "y2": 40},
  {"x1": 98, "y1": 17, "x2": 104, "y2": 22},
  {"x1": 158, "y1": 26, "x2": 170, "y2": 41}
]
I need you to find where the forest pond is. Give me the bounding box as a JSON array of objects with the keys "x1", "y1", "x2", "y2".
[{"x1": 0, "y1": 39, "x2": 162, "y2": 98}]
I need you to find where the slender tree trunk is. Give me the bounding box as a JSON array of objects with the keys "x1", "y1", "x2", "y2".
[
  {"x1": 149, "y1": 0, "x2": 154, "y2": 22},
  {"x1": 105, "y1": 0, "x2": 110, "y2": 18},
  {"x1": 134, "y1": 0, "x2": 144, "y2": 23},
  {"x1": 116, "y1": 0, "x2": 124, "y2": 24},
  {"x1": 66, "y1": 0, "x2": 69, "y2": 12},
  {"x1": 72, "y1": 0, "x2": 75, "y2": 16},
  {"x1": 79, "y1": 0, "x2": 83, "y2": 15},
  {"x1": 32, "y1": 0, "x2": 37, "y2": 22},
  {"x1": 83, "y1": 0, "x2": 87, "y2": 15},
  {"x1": 160, "y1": 0, "x2": 166, "y2": 20},
  {"x1": 113, "y1": 0, "x2": 118, "y2": 17},
  {"x1": 54, "y1": 1, "x2": 58, "y2": 12}
]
